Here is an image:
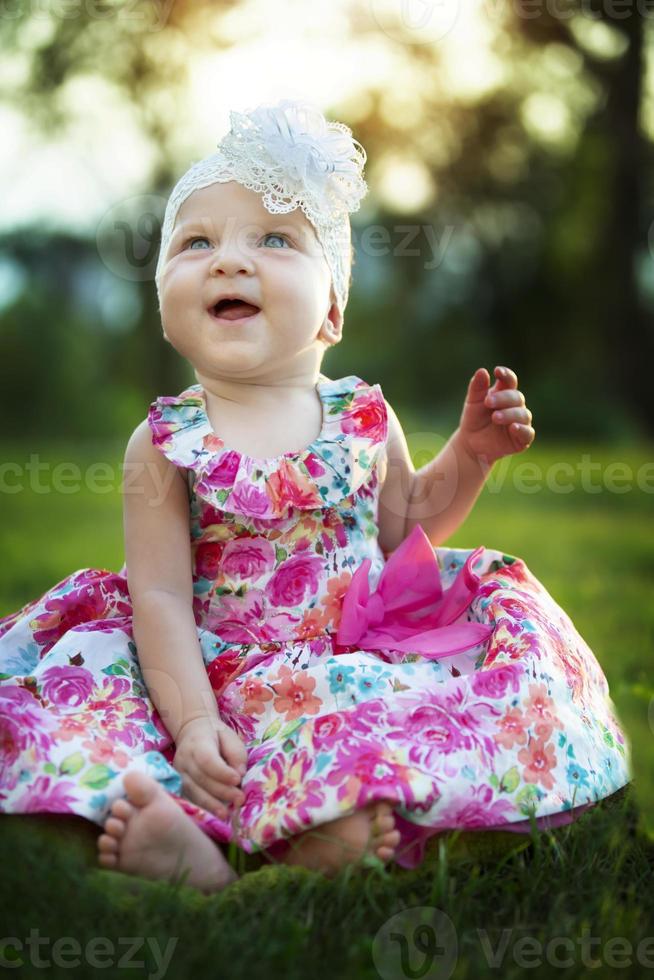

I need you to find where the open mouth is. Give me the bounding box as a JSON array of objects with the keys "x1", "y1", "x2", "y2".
[{"x1": 209, "y1": 298, "x2": 261, "y2": 322}]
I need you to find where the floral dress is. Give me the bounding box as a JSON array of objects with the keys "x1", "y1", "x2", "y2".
[{"x1": 0, "y1": 373, "x2": 631, "y2": 868}]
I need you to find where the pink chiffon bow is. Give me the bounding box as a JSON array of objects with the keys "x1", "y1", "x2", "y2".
[{"x1": 334, "y1": 523, "x2": 494, "y2": 662}]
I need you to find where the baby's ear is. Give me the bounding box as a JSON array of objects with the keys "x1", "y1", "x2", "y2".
[{"x1": 323, "y1": 299, "x2": 343, "y2": 347}]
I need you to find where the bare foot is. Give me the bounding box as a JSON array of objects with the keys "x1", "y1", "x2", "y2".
[
  {"x1": 279, "y1": 800, "x2": 401, "y2": 876},
  {"x1": 96, "y1": 771, "x2": 237, "y2": 894}
]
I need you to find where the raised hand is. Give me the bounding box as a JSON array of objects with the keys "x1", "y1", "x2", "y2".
[
  {"x1": 456, "y1": 366, "x2": 535, "y2": 465},
  {"x1": 172, "y1": 716, "x2": 248, "y2": 820}
]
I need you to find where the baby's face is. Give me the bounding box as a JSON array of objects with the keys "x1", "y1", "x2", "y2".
[{"x1": 158, "y1": 180, "x2": 339, "y2": 382}]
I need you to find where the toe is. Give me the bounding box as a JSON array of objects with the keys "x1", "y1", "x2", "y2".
[
  {"x1": 104, "y1": 817, "x2": 126, "y2": 838},
  {"x1": 123, "y1": 770, "x2": 160, "y2": 807},
  {"x1": 381, "y1": 829, "x2": 401, "y2": 848},
  {"x1": 376, "y1": 846, "x2": 395, "y2": 862},
  {"x1": 98, "y1": 852, "x2": 118, "y2": 868},
  {"x1": 374, "y1": 813, "x2": 395, "y2": 834},
  {"x1": 110, "y1": 799, "x2": 133, "y2": 820},
  {"x1": 371, "y1": 801, "x2": 396, "y2": 837},
  {"x1": 97, "y1": 833, "x2": 119, "y2": 853}
]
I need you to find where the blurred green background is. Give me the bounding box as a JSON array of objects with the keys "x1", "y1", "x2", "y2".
[{"x1": 0, "y1": 1, "x2": 653, "y2": 827}]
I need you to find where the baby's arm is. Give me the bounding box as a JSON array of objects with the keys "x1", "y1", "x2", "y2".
[
  {"x1": 123, "y1": 420, "x2": 219, "y2": 740},
  {"x1": 122, "y1": 421, "x2": 245, "y2": 814},
  {"x1": 377, "y1": 399, "x2": 490, "y2": 553}
]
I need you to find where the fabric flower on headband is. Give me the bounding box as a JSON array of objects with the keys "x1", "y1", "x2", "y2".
[{"x1": 219, "y1": 99, "x2": 368, "y2": 225}]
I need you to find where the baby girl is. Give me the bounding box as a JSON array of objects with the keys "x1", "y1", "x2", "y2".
[{"x1": 0, "y1": 100, "x2": 630, "y2": 894}]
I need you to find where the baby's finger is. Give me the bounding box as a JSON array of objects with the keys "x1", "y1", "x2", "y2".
[
  {"x1": 485, "y1": 389, "x2": 526, "y2": 410},
  {"x1": 179, "y1": 772, "x2": 230, "y2": 818},
  {"x1": 217, "y1": 725, "x2": 248, "y2": 775},
  {"x1": 186, "y1": 756, "x2": 244, "y2": 803},
  {"x1": 494, "y1": 366, "x2": 518, "y2": 388},
  {"x1": 195, "y1": 767, "x2": 245, "y2": 807},
  {"x1": 192, "y1": 743, "x2": 242, "y2": 786},
  {"x1": 511, "y1": 423, "x2": 535, "y2": 445},
  {"x1": 464, "y1": 368, "x2": 490, "y2": 404},
  {"x1": 491, "y1": 406, "x2": 532, "y2": 426}
]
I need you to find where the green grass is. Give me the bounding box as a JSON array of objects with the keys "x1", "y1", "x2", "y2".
[
  {"x1": 0, "y1": 788, "x2": 649, "y2": 979},
  {"x1": 1, "y1": 437, "x2": 653, "y2": 979}
]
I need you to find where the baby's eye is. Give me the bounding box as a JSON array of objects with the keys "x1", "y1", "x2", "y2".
[
  {"x1": 186, "y1": 236, "x2": 211, "y2": 250},
  {"x1": 261, "y1": 233, "x2": 291, "y2": 249}
]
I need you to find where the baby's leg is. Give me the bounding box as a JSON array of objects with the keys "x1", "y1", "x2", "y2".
[
  {"x1": 97, "y1": 771, "x2": 237, "y2": 894},
  {"x1": 274, "y1": 800, "x2": 402, "y2": 876}
]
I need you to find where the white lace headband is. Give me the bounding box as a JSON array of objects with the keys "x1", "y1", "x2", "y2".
[{"x1": 154, "y1": 99, "x2": 369, "y2": 316}]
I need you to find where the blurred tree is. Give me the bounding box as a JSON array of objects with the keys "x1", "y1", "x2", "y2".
[{"x1": 1, "y1": 0, "x2": 653, "y2": 438}]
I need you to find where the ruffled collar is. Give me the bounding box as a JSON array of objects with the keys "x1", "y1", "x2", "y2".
[{"x1": 147, "y1": 374, "x2": 388, "y2": 518}]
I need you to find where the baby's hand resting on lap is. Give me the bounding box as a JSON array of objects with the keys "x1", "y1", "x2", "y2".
[{"x1": 172, "y1": 716, "x2": 248, "y2": 820}]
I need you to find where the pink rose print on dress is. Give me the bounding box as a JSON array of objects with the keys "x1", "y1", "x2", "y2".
[
  {"x1": 310, "y1": 712, "x2": 345, "y2": 749},
  {"x1": 220, "y1": 537, "x2": 275, "y2": 581},
  {"x1": 387, "y1": 688, "x2": 501, "y2": 768},
  {"x1": 266, "y1": 551, "x2": 323, "y2": 607},
  {"x1": 326, "y1": 738, "x2": 413, "y2": 808},
  {"x1": 14, "y1": 774, "x2": 79, "y2": 813},
  {"x1": 197, "y1": 450, "x2": 241, "y2": 491},
  {"x1": 30, "y1": 572, "x2": 130, "y2": 653},
  {"x1": 386, "y1": 703, "x2": 474, "y2": 761},
  {"x1": 470, "y1": 663, "x2": 524, "y2": 699},
  {"x1": 341, "y1": 387, "x2": 387, "y2": 443},
  {"x1": 345, "y1": 698, "x2": 387, "y2": 736},
  {"x1": 0, "y1": 687, "x2": 58, "y2": 782},
  {"x1": 40, "y1": 666, "x2": 95, "y2": 707},
  {"x1": 198, "y1": 501, "x2": 230, "y2": 531},
  {"x1": 206, "y1": 590, "x2": 299, "y2": 642},
  {"x1": 194, "y1": 540, "x2": 226, "y2": 581},
  {"x1": 303, "y1": 452, "x2": 327, "y2": 479},
  {"x1": 71, "y1": 617, "x2": 133, "y2": 638},
  {"x1": 438, "y1": 783, "x2": 515, "y2": 828},
  {"x1": 230, "y1": 481, "x2": 276, "y2": 516}
]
